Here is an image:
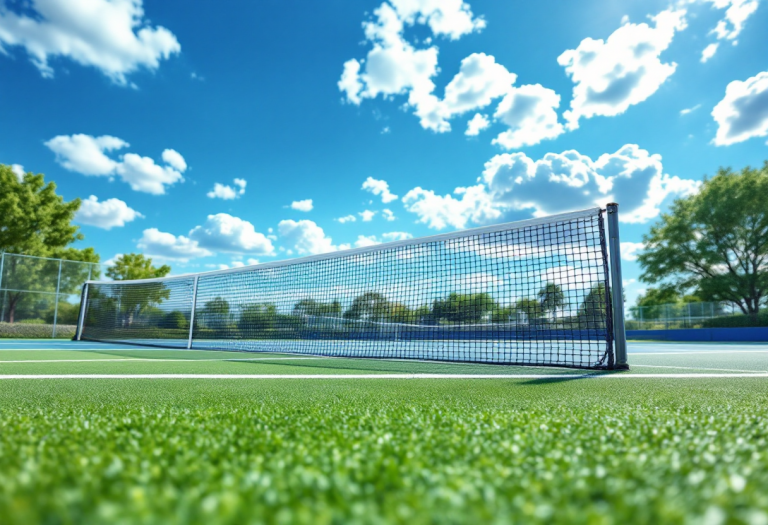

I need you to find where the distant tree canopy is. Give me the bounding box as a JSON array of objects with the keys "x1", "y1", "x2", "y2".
[
  {"x1": 432, "y1": 293, "x2": 497, "y2": 324},
  {"x1": 106, "y1": 253, "x2": 171, "y2": 281},
  {"x1": 638, "y1": 163, "x2": 768, "y2": 315},
  {"x1": 0, "y1": 165, "x2": 99, "y2": 323},
  {"x1": 538, "y1": 282, "x2": 566, "y2": 317}
]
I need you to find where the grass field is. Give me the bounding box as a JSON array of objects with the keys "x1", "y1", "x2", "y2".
[{"x1": 1, "y1": 340, "x2": 768, "y2": 524}]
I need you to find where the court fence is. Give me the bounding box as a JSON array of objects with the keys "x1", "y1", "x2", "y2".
[
  {"x1": 0, "y1": 252, "x2": 102, "y2": 339},
  {"x1": 626, "y1": 301, "x2": 766, "y2": 330}
]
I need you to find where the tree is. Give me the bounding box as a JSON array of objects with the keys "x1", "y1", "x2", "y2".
[
  {"x1": 579, "y1": 283, "x2": 609, "y2": 328},
  {"x1": 293, "y1": 298, "x2": 342, "y2": 318},
  {"x1": 638, "y1": 163, "x2": 768, "y2": 316},
  {"x1": 0, "y1": 165, "x2": 99, "y2": 323},
  {"x1": 432, "y1": 293, "x2": 497, "y2": 324},
  {"x1": 106, "y1": 253, "x2": 171, "y2": 281},
  {"x1": 200, "y1": 297, "x2": 231, "y2": 332},
  {"x1": 538, "y1": 282, "x2": 566, "y2": 318},
  {"x1": 629, "y1": 286, "x2": 700, "y2": 320},
  {"x1": 344, "y1": 292, "x2": 391, "y2": 322},
  {"x1": 514, "y1": 298, "x2": 543, "y2": 322}
]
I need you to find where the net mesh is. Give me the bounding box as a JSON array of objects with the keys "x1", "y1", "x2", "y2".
[{"x1": 80, "y1": 208, "x2": 616, "y2": 369}]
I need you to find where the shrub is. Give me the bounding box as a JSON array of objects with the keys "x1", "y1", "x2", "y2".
[
  {"x1": 0, "y1": 322, "x2": 76, "y2": 339},
  {"x1": 701, "y1": 311, "x2": 768, "y2": 328}
]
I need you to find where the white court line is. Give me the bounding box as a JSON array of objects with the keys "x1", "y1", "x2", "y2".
[
  {"x1": 631, "y1": 364, "x2": 765, "y2": 373},
  {"x1": 1, "y1": 373, "x2": 768, "y2": 379},
  {"x1": 630, "y1": 350, "x2": 768, "y2": 355},
  {"x1": 0, "y1": 357, "x2": 331, "y2": 364}
]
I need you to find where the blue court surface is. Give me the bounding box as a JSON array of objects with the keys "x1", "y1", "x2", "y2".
[{"x1": 1, "y1": 339, "x2": 767, "y2": 377}]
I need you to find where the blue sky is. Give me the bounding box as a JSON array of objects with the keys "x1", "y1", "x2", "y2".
[{"x1": 1, "y1": 0, "x2": 767, "y2": 306}]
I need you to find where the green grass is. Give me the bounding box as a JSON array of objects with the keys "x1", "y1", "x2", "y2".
[{"x1": 1, "y1": 373, "x2": 768, "y2": 524}]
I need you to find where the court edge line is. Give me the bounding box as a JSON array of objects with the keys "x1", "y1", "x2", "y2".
[
  {"x1": 0, "y1": 357, "x2": 332, "y2": 364},
  {"x1": 1, "y1": 373, "x2": 768, "y2": 379}
]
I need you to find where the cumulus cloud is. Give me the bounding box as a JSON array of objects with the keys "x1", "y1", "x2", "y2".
[
  {"x1": 354, "y1": 235, "x2": 380, "y2": 248},
  {"x1": 402, "y1": 184, "x2": 501, "y2": 229},
  {"x1": 558, "y1": 9, "x2": 687, "y2": 129},
  {"x1": 290, "y1": 199, "x2": 314, "y2": 212},
  {"x1": 278, "y1": 220, "x2": 345, "y2": 255},
  {"x1": 492, "y1": 84, "x2": 564, "y2": 149},
  {"x1": 699, "y1": 0, "x2": 759, "y2": 60},
  {"x1": 701, "y1": 43, "x2": 719, "y2": 63},
  {"x1": 382, "y1": 209, "x2": 396, "y2": 221},
  {"x1": 336, "y1": 215, "x2": 357, "y2": 224},
  {"x1": 0, "y1": 0, "x2": 180, "y2": 85},
  {"x1": 362, "y1": 176, "x2": 399, "y2": 203},
  {"x1": 352, "y1": 231, "x2": 413, "y2": 248},
  {"x1": 712, "y1": 71, "x2": 768, "y2": 146},
  {"x1": 359, "y1": 210, "x2": 377, "y2": 222},
  {"x1": 403, "y1": 144, "x2": 699, "y2": 229},
  {"x1": 188, "y1": 214, "x2": 275, "y2": 255},
  {"x1": 45, "y1": 134, "x2": 185, "y2": 195},
  {"x1": 382, "y1": 231, "x2": 413, "y2": 241},
  {"x1": 207, "y1": 178, "x2": 247, "y2": 200},
  {"x1": 620, "y1": 242, "x2": 645, "y2": 262},
  {"x1": 680, "y1": 104, "x2": 701, "y2": 115},
  {"x1": 388, "y1": 0, "x2": 486, "y2": 40},
  {"x1": 10, "y1": 164, "x2": 24, "y2": 181},
  {"x1": 482, "y1": 144, "x2": 700, "y2": 223},
  {"x1": 75, "y1": 195, "x2": 143, "y2": 230},
  {"x1": 138, "y1": 228, "x2": 212, "y2": 262},
  {"x1": 465, "y1": 113, "x2": 490, "y2": 136}
]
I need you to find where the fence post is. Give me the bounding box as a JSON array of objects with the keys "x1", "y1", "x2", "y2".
[
  {"x1": 76, "y1": 283, "x2": 89, "y2": 341},
  {"x1": 0, "y1": 252, "x2": 4, "y2": 323},
  {"x1": 52, "y1": 259, "x2": 63, "y2": 338},
  {"x1": 187, "y1": 276, "x2": 199, "y2": 350},
  {"x1": 606, "y1": 203, "x2": 628, "y2": 370}
]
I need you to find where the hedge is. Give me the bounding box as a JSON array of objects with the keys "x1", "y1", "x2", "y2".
[
  {"x1": 0, "y1": 322, "x2": 76, "y2": 339},
  {"x1": 701, "y1": 311, "x2": 768, "y2": 328}
]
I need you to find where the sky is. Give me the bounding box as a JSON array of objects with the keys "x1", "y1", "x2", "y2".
[{"x1": 0, "y1": 0, "x2": 767, "y2": 306}]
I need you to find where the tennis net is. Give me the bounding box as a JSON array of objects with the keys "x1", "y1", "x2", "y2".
[{"x1": 77, "y1": 206, "x2": 627, "y2": 369}]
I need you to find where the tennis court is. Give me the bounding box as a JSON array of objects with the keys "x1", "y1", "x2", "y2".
[
  {"x1": 1, "y1": 338, "x2": 767, "y2": 376},
  {"x1": 2, "y1": 338, "x2": 768, "y2": 523}
]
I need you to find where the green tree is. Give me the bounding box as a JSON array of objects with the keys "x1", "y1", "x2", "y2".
[
  {"x1": 629, "y1": 286, "x2": 700, "y2": 320},
  {"x1": 0, "y1": 165, "x2": 99, "y2": 323},
  {"x1": 432, "y1": 293, "x2": 497, "y2": 324},
  {"x1": 239, "y1": 303, "x2": 277, "y2": 336},
  {"x1": 343, "y1": 292, "x2": 391, "y2": 322},
  {"x1": 579, "y1": 283, "x2": 609, "y2": 328},
  {"x1": 106, "y1": 253, "x2": 171, "y2": 281},
  {"x1": 293, "y1": 298, "x2": 342, "y2": 318},
  {"x1": 538, "y1": 282, "x2": 566, "y2": 318},
  {"x1": 515, "y1": 298, "x2": 543, "y2": 322},
  {"x1": 638, "y1": 163, "x2": 768, "y2": 316}
]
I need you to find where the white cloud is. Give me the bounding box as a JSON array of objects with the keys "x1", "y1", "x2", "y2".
[
  {"x1": 0, "y1": 0, "x2": 180, "y2": 85},
  {"x1": 700, "y1": 43, "x2": 719, "y2": 63},
  {"x1": 706, "y1": 0, "x2": 759, "y2": 40},
  {"x1": 402, "y1": 184, "x2": 500, "y2": 229},
  {"x1": 10, "y1": 164, "x2": 24, "y2": 181},
  {"x1": 138, "y1": 228, "x2": 212, "y2": 262},
  {"x1": 558, "y1": 9, "x2": 687, "y2": 129},
  {"x1": 336, "y1": 215, "x2": 357, "y2": 224},
  {"x1": 382, "y1": 231, "x2": 413, "y2": 241},
  {"x1": 492, "y1": 84, "x2": 564, "y2": 149},
  {"x1": 482, "y1": 144, "x2": 700, "y2": 223},
  {"x1": 75, "y1": 195, "x2": 143, "y2": 230},
  {"x1": 354, "y1": 235, "x2": 380, "y2": 248},
  {"x1": 207, "y1": 178, "x2": 247, "y2": 200},
  {"x1": 620, "y1": 242, "x2": 645, "y2": 261},
  {"x1": 362, "y1": 176, "x2": 399, "y2": 203},
  {"x1": 117, "y1": 153, "x2": 185, "y2": 195},
  {"x1": 680, "y1": 104, "x2": 701, "y2": 115},
  {"x1": 228, "y1": 258, "x2": 260, "y2": 269},
  {"x1": 44, "y1": 134, "x2": 126, "y2": 175},
  {"x1": 465, "y1": 113, "x2": 490, "y2": 136},
  {"x1": 188, "y1": 214, "x2": 275, "y2": 255},
  {"x1": 278, "y1": 220, "x2": 344, "y2": 255},
  {"x1": 359, "y1": 210, "x2": 377, "y2": 222},
  {"x1": 161, "y1": 149, "x2": 187, "y2": 172},
  {"x1": 712, "y1": 71, "x2": 768, "y2": 146},
  {"x1": 45, "y1": 134, "x2": 185, "y2": 194},
  {"x1": 290, "y1": 199, "x2": 314, "y2": 212},
  {"x1": 403, "y1": 144, "x2": 699, "y2": 230},
  {"x1": 382, "y1": 209, "x2": 396, "y2": 221},
  {"x1": 388, "y1": 0, "x2": 486, "y2": 40}
]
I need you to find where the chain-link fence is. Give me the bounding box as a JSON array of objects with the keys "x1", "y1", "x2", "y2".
[
  {"x1": 626, "y1": 301, "x2": 748, "y2": 330},
  {"x1": 0, "y1": 253, "x2": 103, "y2": 338}
]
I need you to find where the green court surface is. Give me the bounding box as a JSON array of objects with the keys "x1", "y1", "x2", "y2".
[{"x1": 1, "y1": 339, "x2": 768, "y2": 523}]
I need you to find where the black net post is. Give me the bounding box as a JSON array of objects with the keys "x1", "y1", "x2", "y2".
[{"x1": 606, "y1": 203, "x2": 628, "y2": 369}]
